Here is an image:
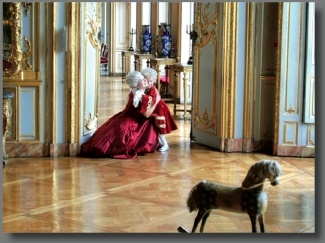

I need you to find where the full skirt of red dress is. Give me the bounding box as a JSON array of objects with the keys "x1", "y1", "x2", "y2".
[{"x1": 80, "y1": 92, "x2": 159, "y2": 159}]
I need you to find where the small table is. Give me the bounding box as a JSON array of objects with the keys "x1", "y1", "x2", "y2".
[
  {"x1": 149, "y1": 57, "x2": 178, "y2": 96},
  {"x1": 121, "y1": 50, "x2": 135, "y2": 80},
  {"x1": 172, "y1": 63, "x2": 192, "y2": 119},
  {"x1": 134, "y1": 53, "x2": 155, "y2": 71}
]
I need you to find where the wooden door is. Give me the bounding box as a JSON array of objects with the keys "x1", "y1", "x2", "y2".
[{"x1": 191, "y1": 3, "x2": 221, "y2": 149}]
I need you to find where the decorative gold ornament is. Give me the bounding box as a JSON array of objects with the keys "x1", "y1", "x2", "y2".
[
  {"x1": 3, "y1": 3, "x2": 23, "y2": 77},
  {"x1": 195, "y1": 3, "x2": 219, "y2": 48},
  {"x1": 3, "y1": 92, "x2": 14, "y2": 138},
  {"x1": 22, "y1": 36, "x2": 32, "y2": 70},
  {"x1": 85, "y1": 13, "x2": 101, "y2": 50},
  {"x1": 286, "y1": 105, "x2": 296, "y2": 114},
  {"x1": 84, "y1": 112, "x2": 98, "y2": 131},
  {"x1": 195, "y1": 109, "x2": 215, "y2": 129}
]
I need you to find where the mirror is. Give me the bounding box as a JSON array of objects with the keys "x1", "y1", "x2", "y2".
[{"x1": 3, "y1": 2, "x2": 23, "y2": 78}]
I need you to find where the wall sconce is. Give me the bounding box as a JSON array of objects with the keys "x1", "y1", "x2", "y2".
[
  {"x1": 186, "y1": 24, "x2": 198, "y2": 65},
  {"x1": 22, "y1": 2, "x2": 32, "y2": 16}
]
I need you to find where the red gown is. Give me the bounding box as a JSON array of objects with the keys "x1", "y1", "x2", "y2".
[
  {"x1": 80, "y1": 92, "x2": 159, "y2": 159},
  {"x1": 142, "y1": 86, "x2": 178, "y2": 134}
]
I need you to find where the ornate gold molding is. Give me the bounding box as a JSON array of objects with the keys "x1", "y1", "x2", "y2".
[
  {"x1": 192, "y1": 3, "x2": 219, "y2": 134},
  {"x1": 85, "y1": 8, "x2": 101, "y2": 50},
  {"x1": 221, "y1": 2, "x2": 238, "y2": 139},
  {"x1": 3, "y1": 3, "x2": 23, "y2": 77},
  {"x1": 66, "y1": 2, "x2": 81, "y2": 143},
  {"x1": 195, "y1": 3, "x2": 219, "y2": 48},
  {"x1": 22, "y1": 36, "x2": 32, "y2": 70},
  {"x1": 3, "y1": 94, "x2": 14, "y2": 138},
  {"x1": 283, "y1": 122, "x2": 297, "y2": 145},
  {"x1": 243, "y1": 3, "x2": 257, "y2": 139},
  {"x1": 194, "y1": 109, "x2": 216, "y2": 129},
  {"x1": 274, "y1": 3, "x2": 283, "y2": 148}
]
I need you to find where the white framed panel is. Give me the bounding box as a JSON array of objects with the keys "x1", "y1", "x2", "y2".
[
  {"x1": 283, "y1": 122, "x2": 298, "y2": 145},
  {"x1": 19, "y1": 87, "x2": 39, "y2": 140}
]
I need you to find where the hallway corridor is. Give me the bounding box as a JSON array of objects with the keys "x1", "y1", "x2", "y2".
[{"x1": 2, "y1": 74, "x2": 315, "y2": 233}]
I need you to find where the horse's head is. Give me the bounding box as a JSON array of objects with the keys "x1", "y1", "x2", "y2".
[
  {"x1": 266, "y1": 160, "x2": 282, "y2": 186},
  {"x1": 242, "y1": 160, "x2": 282, "y2": 189},
  {"x1": 262, "y1": 160, "x2": 282, "y2": 186}
]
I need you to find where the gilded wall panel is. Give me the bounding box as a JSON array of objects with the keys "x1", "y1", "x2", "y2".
[
  {"x1": 282, "y1": 3, "x2": 304, "y2": 115},
  {"x1": 307, "y1": 125, "x2": 315, "y2": 147},
  {"x1": 19, "y1": 87, "x2": 39, "y2": 141},
  {"x1": 283, "y1": 121, "x2": 298, "y2": 145},
  {"x1": 82, "y1": 2, "x2": 101, "y2": 138},
  {"x1": 192, "y1": 3, "x2": 219, "y2": 136}
]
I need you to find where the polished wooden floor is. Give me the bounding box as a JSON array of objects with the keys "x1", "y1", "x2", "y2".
[{"x1": 2, "y1": 72, "x2": 315, "y2": 233}]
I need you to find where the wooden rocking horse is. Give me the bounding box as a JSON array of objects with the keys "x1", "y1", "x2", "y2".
[{"x1": 178, "y1": 159, "x2": 283, "y2": 233}]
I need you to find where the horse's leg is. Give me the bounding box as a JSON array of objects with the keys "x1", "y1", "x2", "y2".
[
  {"x1": 199, "y1": 210, "x2": 212, "y2": 233},
  {"x1": 191, "y1": 209, "x2": 206, "y2": 233},
  {"x1": 258, "y1": 214, "x2": 265, "y2": 233},
  {"x1": 248, "y1": 214, "x2": 257, "y2": 233}
]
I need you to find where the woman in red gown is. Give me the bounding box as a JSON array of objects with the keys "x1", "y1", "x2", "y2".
[
  {"x1": 80, "y1": 71, "x2": 162, "y2": 159},
  {"x1": 141, "y1": 67, "x2": 178, "y2": 152}
]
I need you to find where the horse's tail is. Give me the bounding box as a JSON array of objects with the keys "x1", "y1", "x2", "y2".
[{"x1": 186, "y1": 180, "x2": 207, "y2": 212}]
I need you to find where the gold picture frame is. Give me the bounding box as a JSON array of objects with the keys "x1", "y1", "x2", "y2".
[{"x1": 3, "y1": 2, "x2": 23, "y2": 78}]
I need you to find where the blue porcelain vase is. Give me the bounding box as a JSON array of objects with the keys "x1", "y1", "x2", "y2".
[
  {"x1": 157, "y1": 24, "x2": 172, "y2": 58},
  {"x1": 140, "y1": 25, "x2": 152, "y2": 54}
]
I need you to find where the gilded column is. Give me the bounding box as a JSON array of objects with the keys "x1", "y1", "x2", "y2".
[
  {"x1": 273, "y1": 3, "x2": 283, "y2": 154},
  {"x1": 243, "y1": 2, "x2": 257, "y2": 152},
  {"x1": 66, "y1": 2, "x2": 81, "y2": 150},
  {"x1": 221, "y1": 2, "x2": 238, "y2": 141}
]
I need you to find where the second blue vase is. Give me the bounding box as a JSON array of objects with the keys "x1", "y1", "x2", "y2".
[{"x1": 157, "y1": 24, "x2": 172, "y2": 58}]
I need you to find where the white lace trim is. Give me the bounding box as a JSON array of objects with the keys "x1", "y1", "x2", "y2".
[{"x1": 132, "y1": 89, "x2": 144, "y2": 108}]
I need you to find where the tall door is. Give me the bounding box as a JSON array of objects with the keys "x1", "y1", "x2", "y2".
[
  {"x1": 191, "y1": 3, "x2": 220, "y2": 149},
  {"x1": 190, "y1": 2, "x2": 276, "y2": 152},
  {"x1": 191, "y1": 2, "x2": 232, "y2": 150},
  {"x1": 191, "y1": 2, "x2": 314, "y2": 157}
]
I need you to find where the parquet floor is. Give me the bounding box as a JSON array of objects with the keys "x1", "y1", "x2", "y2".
[{"x1": 2, "y1": 73, "x2": 315, "y2": 233}]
